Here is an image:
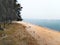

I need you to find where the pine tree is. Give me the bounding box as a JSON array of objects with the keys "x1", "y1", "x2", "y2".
[{"x1": 0, "y1": 0, "x2": 23, "y2": 28}]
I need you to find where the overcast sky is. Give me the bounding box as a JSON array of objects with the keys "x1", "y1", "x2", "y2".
[{"x1": 18, "y1": 0, "x2": 60, "y2": 19}]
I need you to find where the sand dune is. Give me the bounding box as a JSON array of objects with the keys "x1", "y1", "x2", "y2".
[
  {"x1": 0, "y1": 22, "x2": 38, "y2": 45},
  {"x1": 13, "y1": 21, "x2": 60, "y2": 45},
  {"x1": 0, "y1": 21, "x2": 60, "y2": 45}
]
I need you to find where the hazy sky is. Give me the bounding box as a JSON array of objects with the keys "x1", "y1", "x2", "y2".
[{"x1": 18, "y1": 0, "x2": 60, "y2": 19}]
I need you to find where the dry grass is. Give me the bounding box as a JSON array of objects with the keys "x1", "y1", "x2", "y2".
[
  {"x1": 16, "y1": 21, "x2": 60, "y2": 45},
  {"x1": 0, "y1": 23, "x2": 39, "y2": 45}
]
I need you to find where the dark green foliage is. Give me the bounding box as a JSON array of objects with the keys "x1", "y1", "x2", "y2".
[
  {"x1": 0, "y1": 0, "x2": 23, "y2": 28},
  {"x1": 15, "y1": 3, "x2": 23, "y2": 21}
]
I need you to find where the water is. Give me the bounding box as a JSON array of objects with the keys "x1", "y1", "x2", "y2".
[{"x1": 23, "y1": 19, "x2": 60, "y2": 31}]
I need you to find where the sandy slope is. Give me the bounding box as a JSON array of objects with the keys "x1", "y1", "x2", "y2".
[
  {"x1": 0, "y1": 22, "x2": 39, "y2": 45},
  {"x1": 0, "y1": 21, "x2": 60, "y2": 45},
  {"x1": 13, "y1": 21, "x2": 60, "y2": 45}
]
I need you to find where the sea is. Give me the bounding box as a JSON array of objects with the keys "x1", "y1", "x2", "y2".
[{"x1": 23, "y1": 19, "x2": 60, "y2": 31}]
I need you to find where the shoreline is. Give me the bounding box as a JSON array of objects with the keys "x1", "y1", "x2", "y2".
[{"x1": 13, "y1": 21, "x2": 60, "y2": 32}]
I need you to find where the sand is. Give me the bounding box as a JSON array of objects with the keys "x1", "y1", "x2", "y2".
[
  {"x1": 0, "y1": 21, "x2": 60, "y2": 45},
  {"x1": 13, "y1": 21, "x2": 60, "y2": 45}
]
